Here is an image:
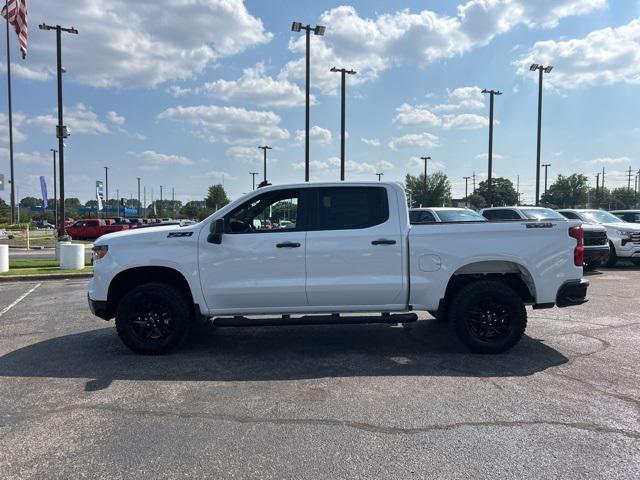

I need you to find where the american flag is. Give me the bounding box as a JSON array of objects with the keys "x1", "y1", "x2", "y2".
[{"x1": 1, "y1": 0, "x2": 27, "y2": 59}]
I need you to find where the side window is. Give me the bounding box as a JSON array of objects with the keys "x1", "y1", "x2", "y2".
[
  {"x1": 410, "y1": 210, "x2": 436, "y2": 223},
  {"x1": 560, "y1": 211, "x2": 579, "y2": 220},
  {"x1": 76, "y1": 221, "x2": 86, "y2": 228},
  {"x1": 482, "y1": 210, "x2": 502, "y2": 220},
  {"x1": 502, "y1": 209, "x2": 521, "y2": 220},
  {"x1": 225, "y1": 189, "x2": 300, "y2": 234},
  {"x1": 313, "y1": 187, "x2": 388, "y2": 230}
]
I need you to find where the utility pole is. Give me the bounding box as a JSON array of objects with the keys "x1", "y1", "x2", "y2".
[
  {"x1": 249, "y1": 172, "x2": 258, "y2": 190},
  {"x1": 39, "y1": 22, "x2": 78, "y2": 237},
  {"x1": 419, "y1": 156, "x2": 430, "y2": 206},
  {"x1": 116, "y1": 188, "x2": 119, "y2": 217},
  {"x1": 257, "y1": 145, "x2": 272, "y2": 187},
  {"x1": 143, "y1": 186, "x2": 146, "y2": 218},
  {"x1": 627, "y1": 166, "x2": 633, "y2": 191},
  {"x1": 291, "y1": 22, "x2": 325, "y2": 182},
  {"x1": 376, "y1": 173, "x2": 384, "y2": 181},
  {"x1": 472, "y1": 171, "x2": 477, "y2": 194},
  {"x1": 482, "y1": 89, "x2": 501, "y2": 206},
  {"x1": 160, "y1": 185, "x2": 163, "y2": 202},
  {"x1": 5, "y1": 1, "x2": 15, "y2": 223},
  {"x1": 137, "y1": 177, "x2": 141, "y2": 218},
  {"x1": 595, "y1": 173, "x2": 600, "y2": 208},
  {"x1": 51, "y1": 149, "x2": 58, "y2": 231},
  {"x1": 516, "y1": 175, "x2": 520, "y2": 206},
  {"x1": 530, "y1": 63, "x2": 553, "y2": 206},
  {"x1": 463, "y1": 176, "x2": 470, "y2": 200},
  {"x1": 542, "y1": 163, "x2": 551, "y2": 206},
  {"x1": 330, "y1": 67, "x2": 356, "y2": 180},
  {"x1": 104, "y1": 166, "x2": 109, "y2": 218}
]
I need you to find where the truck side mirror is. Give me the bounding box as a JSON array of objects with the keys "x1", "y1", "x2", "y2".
[{"x1": 207, "y1": 218, "x2": 224, "y2": 244}]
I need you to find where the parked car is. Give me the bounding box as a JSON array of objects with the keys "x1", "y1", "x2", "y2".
[
  {"x1": 89, "y1": 182, "x2": 588, "y2": 355},
  {"x1": 410, "y1": 207, "x2": 486, "y2": 223},
  {"x1": 66, "y1": 219, "x2": 131, "y2": 240},
  {"x1": 558, "y1": 209, "x2": 640, "y2": 266},
  {"x1": 609, "y1": 210, "x2": 640, "y2": 224},
  {"x1": 32, "y1": 219, "x2": 55, "y2": 229},
  {"x1": 0, "y1": 229, "x2": 14, "y2": 239},
  {"x1": 480, "y1": 207, "x2": 609, "y2": 269}
]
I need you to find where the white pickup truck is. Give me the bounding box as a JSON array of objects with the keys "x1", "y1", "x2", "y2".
[{"x1": 88, "y1": 182, "x2": 588, "y2": 355}]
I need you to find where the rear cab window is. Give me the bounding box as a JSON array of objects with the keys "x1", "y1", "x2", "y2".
[
  {"x1": 410, "y1": 210, "x2": 437, "y2": 224},
  {"x1": 309, "y1": 187, "x2": 389, "y2": 230}
]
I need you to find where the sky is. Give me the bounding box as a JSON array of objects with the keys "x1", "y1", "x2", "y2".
[{"x1": 1, "y1": 0, "x2": 640, "y2": 206}]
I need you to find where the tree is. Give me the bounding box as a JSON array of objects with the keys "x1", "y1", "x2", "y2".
[
  {"x1": 181, "y1": 201, "x2": 209, "y2": 219},
  {"x1": 465, "y1": 194, "x2": 486, "y2": 210},
  {"x1": 205, "y1": 184, "x2": 230, "y2": 210},
  {"x1": 541, "y1": 174, "x2": 589, "y2": 208},
  {"x1": 405, "y1": 172, "x2": 451, "y2": 207},
  {"x1": 85, "y1": 199, "x2": 98, "y2": 209},
  {"x1": 475, "y1": 177, "x2": 517, "y2": 206},
  {"x1": 64, "y1": 198, "x2": 83, "y2": 209},
  {"x1": 19, "y1": 196, "x2": 42, "y2": 208},
  {"x1": 609, "y1": 187, "x2": 638, "y2": 210},
  {"x1": 0, "y1": 197, "x2": 10, "y2": 223}
]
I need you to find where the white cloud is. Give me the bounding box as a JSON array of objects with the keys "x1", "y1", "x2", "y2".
[
  {"x1": 475, "y1": 153, "x2": 505, "y2": 161},
  {"x1": 226, "y1": 146, "x2": 262, "y2": 164},
  {"x1": 129, "y1": 150, "x2": 195, "y2": 170},
  {"x1": 388, "y1": 133, "x2": 439, "y2": 150},
  {"x1": 295, "y1": 125, "x2": 332, "y2": 145},
  {"x1": 203, "y1": 170, "x2": 237, "y2": 180},
  {"x1": 22, "y1": 0, "x2": 272, "y2": 88},
  {"x1": 0, "y1": 112, "x2": 27, "y2": 143},
  {"x1": 432, "y1": 86, "x2": 485, "y2": 111},
  {"x1": 516, "y1": 18, "x2": 640, "y2": 90},
  {"x1": 408, "y1": 156, "x2": 446, "y2": 171},
  {"x1": 158, "y1": 105, "x2": 290, "y2": 145},
  {"x1": 28, "y1": 103, "x2": 110, "y2": 135},
  {"x1": 443, "y1": 113, "x2": 489, "y2": 129},
  {"x1": 280, "y1": 2, "x2": 604, "y2": 94},
  {"x1": 584, "y1": 156, "x2": 632, "y2": 165},
  {"x1": 292, "y1": 156, "x2": 379, "y2": 175},
  {"x1": 361, "y1": 137, "x2": 381, "y2": 146},
  {"x1": 376, "y1": 160, "x2": 394, "y2": 170},
  {"x1": 0, "y1": 63, "x2": 51, "y2": 81},
  {"x1": 106, "y1": 111, "x2": 125, "y2": 125},
  {"x1": 393, "y1": 104, "x2": 441, "y2": 127},
  {"x1": 0, "y1": 148, "x2": 50, "y2": 166},
  {"x1": 199, "y1": 63, "x2": 310, "y2": 108}
]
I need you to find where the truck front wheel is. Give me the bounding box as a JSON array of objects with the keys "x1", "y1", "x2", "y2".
[
  {"x1": 448, "y1": 280, "x2": 527, "y2": 354},
  {"x1": 115, "y1": 282, "x2": 193, "y2": 355}
]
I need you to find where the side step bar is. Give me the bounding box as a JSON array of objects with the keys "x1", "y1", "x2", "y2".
[{"x1": 213, "y1": 313, "x2": 418, "y2": 327}]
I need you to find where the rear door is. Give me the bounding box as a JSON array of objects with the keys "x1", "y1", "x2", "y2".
[{"x1": 305, "y1": 185, "x2": 405, "y2": 308}]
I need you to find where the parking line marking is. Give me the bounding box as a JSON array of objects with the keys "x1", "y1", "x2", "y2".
[{"x1": 0, "y1": 283, "x2": 42, "y2": 318}]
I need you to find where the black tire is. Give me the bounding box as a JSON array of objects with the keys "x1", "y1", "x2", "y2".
[
  {"x1": 583, "y1": 261, "x2": 600, "y2": 271},
  {"x1": 115, "y1": 282, "x2": 193, "y2": 355},
  {"x1": 605, "y1": 241, "x2": 617, "y2": 267},
  {"x1": 631, "y1": 259, "x2": 640, "y2": 266},
  {"x1": 448, "y1": 280, "x2": 527, "y2": 354}
]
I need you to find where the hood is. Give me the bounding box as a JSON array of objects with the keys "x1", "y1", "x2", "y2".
[
  {"x1": 95, "y1": 224, "x2": 197, "y2": 245},
  {"x1": 600, "y1": 222, "x2": 640, "y2": 231},
  {"x1": 580, "y1": 223, "x2": 607, "y2": 232}
]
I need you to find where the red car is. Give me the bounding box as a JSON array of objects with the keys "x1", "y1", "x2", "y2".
[{"x1": 66, "y1": 219, "x2": 131, "y2": 240}]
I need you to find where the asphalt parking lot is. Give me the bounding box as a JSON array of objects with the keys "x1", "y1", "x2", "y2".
[{"x1": 0, "y1": 268, "x2": 639, "y2": 479}]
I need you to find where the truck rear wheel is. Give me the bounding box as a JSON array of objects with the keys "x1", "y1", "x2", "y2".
[
  {"x1": 448, "y1": 280, "x2": 527, "y2": 354},
  {"x1": 605, "y1": 242, "x2": 617, "y2": 267},
  {"x1": 115, "y1": 282, "x2": 192, "y2": 355}
]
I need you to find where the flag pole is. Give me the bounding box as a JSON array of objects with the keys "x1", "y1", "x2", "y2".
[{"x1": 4, "y1": 0, "x2": 16, "y2": 224}]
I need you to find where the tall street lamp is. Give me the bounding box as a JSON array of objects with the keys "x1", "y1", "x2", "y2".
[
  {"x1": 104, "y1": 166, "x2": 109, "y2": 218},
  {"x1": 463, "y1": 176, "x2": 471, "y2": 201},
  {"x1": 481, "y1": 88, "x2": 502, "y2": 207},
  {"x1": 542, "y1": 163, "x2": 551, "y2": 206},
  {"x1": 291, "y1": 21, "x2": 325, "y2": 182},
  {"x1": 530, "y1": 63, "x2": 553, "y2": 206},
  {"x1": 376, "y1": 173, "x2": 384, "y2": 182},
  {"x1": 420, "y1": 156, "x2": 430, "y2": 206},
  {"x1": 330, "y1": 67, "x2": 356, "y2": 181},
  {"x1": 137, "y1": 177, "x2": 141, "y2": 218},
  {"x1": 50, "y1": 149, "x2": 57, "y2": 231},
  {"x1": 249, "y1": 172, "x2": 258, "y2": 190},
  {"x1": 258, "y1": 145, "x2": 272, "y2": 188},
  {"x1": 39, "y1": 23, "x2": 78, "y2": 238}
]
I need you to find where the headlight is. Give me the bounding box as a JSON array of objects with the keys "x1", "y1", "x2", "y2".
[
  {"x1": 615, "y1": 230, "x2": 634, "y2": 237},
  {"x1": 92, "y1": 245, "x2": 109, "y2": 260}
]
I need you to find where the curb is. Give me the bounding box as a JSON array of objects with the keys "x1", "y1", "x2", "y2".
[{"x1": 0, "y1": 273, "x2": 93, "y2": 283}]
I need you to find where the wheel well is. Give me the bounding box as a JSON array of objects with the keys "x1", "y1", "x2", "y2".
[
  {"x1": 107, "y1": 266, "x2": 194, "y2": 318},
  {"x1": 443, "y1": 261, "x2": 536, "y2": 306}
]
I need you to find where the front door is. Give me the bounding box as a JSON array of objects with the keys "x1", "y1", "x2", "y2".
[{"x1": 199, "y1": 188, "x2": 308, "y2": 314}]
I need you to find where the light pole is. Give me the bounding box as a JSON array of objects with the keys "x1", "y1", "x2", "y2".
[
  {"x1": 542, "y1": 163, "x2": 551, "y2": 206},
  {"x1": 104, "y1": 166, "x2": 109, "y2": 218},
  {"x1": 463, "y1": 176, "x2": 471, "y2": 202},
  {"x1": 330, "y1": 67, "x2": 356, "y2": 181},
  {"x1": 249, "y1": 172, "x2": 258, "y2": 190},
  {"x1": 291, "y1": 21, "x2": 325, "y2": 182},
  {"x1": 481, "y1": 88, "x2": 502, "y2": 207},
  {"x1": 257, "y1": 145, "x2": 272, "y2": 187},
  {"x1": 420, "y1": 156, "x2": 430, "y2": 206},
  {"x1": 39, "y1": 22, "x2": 78, "y2": 238},
  {"x1": 530, "y1": 63, "x2": 553, "y2": 206},
  {"x1": 50, "y1": 148, "x2": 57, "y2": 231},
  {"x1": 137, "y1": 177, "x2": 141, "y2": 218},
  {"x1": 376, "y1": 173, "x2": 384, "y2": 182}
]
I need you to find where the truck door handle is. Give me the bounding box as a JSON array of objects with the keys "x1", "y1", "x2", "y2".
[
  {"x1": 371, "y1": 239, "x2": 396, "y2": 245},
  {"x1": 276, "y1": 242, "x2": 301, "y2": 248}
]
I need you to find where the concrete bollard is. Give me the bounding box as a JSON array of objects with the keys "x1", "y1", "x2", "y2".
[
  {"x1": 0, "y1": 245, "x2": 8, "y2": 273},
  {"x1": 60, "y1": 243, "x2": 85, "y2": 270},
  {"x1": 55, "y1": 240, "x2": 71, "y2": 260}
]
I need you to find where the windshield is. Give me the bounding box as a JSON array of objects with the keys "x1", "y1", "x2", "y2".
[
  {"x1": 581, "y1": 210, "x2": 623, "y2": 224},
  {"x1": 519, "y1": 208, "x2": 565, "y2": 220},
  {"x1": 435, "y1": 209, "x2": 487, "y2": 222}
]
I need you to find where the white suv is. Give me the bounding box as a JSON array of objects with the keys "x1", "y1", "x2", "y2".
[{"x1": 558, "y1": 209, "x2": 640, "y2": 266}]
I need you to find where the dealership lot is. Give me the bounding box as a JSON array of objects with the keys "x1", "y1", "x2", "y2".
[{"x1": 0, "y1": 269, "x2": 639, "y2": 479}]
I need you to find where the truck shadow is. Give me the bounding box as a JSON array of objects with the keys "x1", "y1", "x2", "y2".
[{"x1": 0, "y1": 320, "x2": 567, "y2": 391}]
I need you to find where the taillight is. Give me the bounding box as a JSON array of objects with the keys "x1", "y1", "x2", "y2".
[{"x1": 569, "y1": 226, "x2": 584, "y2": 267}]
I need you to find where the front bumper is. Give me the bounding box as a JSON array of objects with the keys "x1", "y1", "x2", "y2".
[
  {"x1": 88, "y1": 294, "x2": 111, "y2": 320},
  {"x1": 584, "y1": 246, "x2": 610, "y2": 264},
  {"x1": 556, "y1": 279, "x2": 589, "y2": 308}
]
